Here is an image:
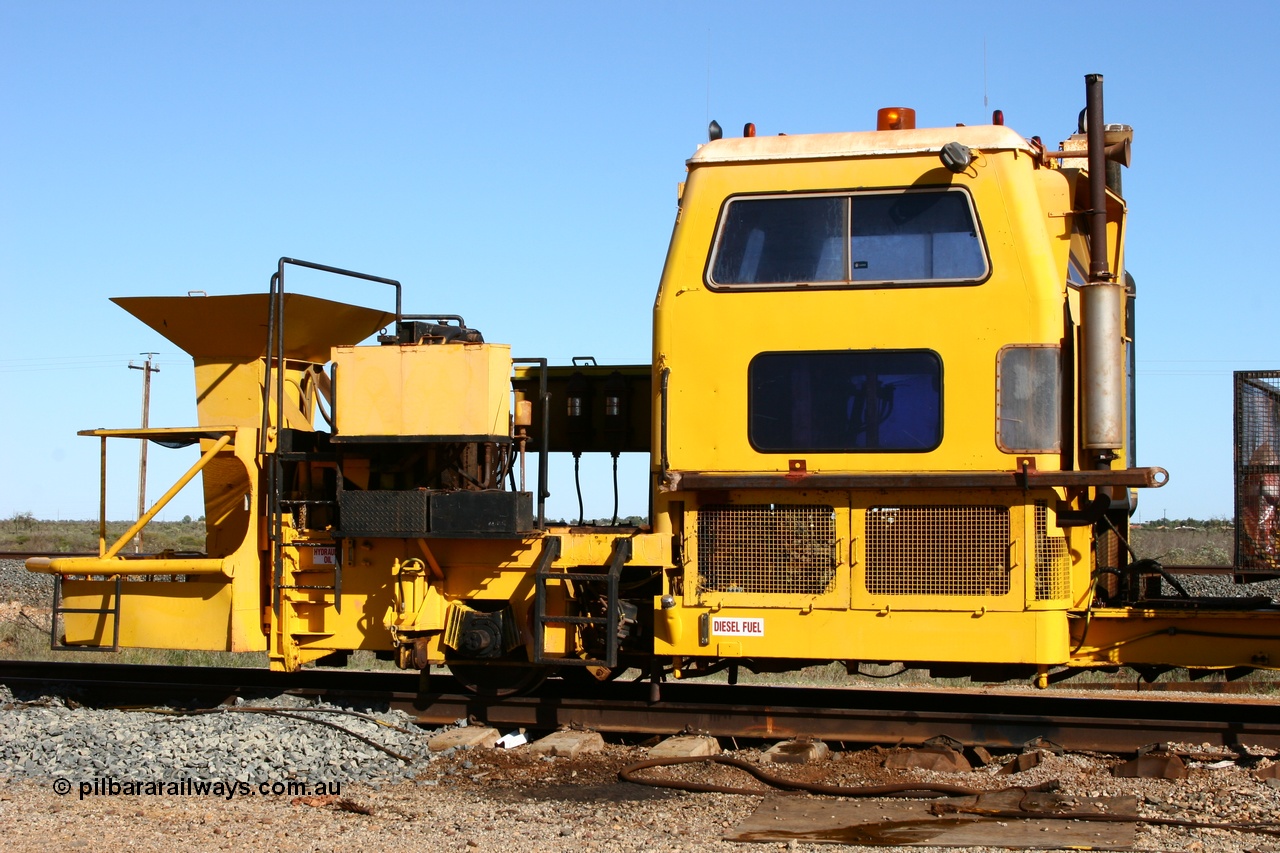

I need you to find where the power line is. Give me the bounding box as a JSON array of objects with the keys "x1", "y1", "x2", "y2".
[
  {"x1": 0, "y1": 353, "x2": 184, "y2": 373},
  {"x1": 0, "y1": 352, "x2": 178, "y2": 363}
]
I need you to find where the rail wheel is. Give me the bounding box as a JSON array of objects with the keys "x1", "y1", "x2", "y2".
[{"x1": 446, "y1": 660, "x2": 552, "y2": 697}]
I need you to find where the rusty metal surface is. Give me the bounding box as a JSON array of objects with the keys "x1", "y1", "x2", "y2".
[
  {"x1": 414, "y1": 678, "x2": 1280, "y2": 753},
  {"x1": 676, "y1": 466, "x2": 1168, "y2": 491},
  {"x1": 885, "y1": 746, "x2": 972, "y2": 773},
  {"x1": 997, "y1": 752, "x2": 1043, "y2": 775},
  {"x1": 1112, "y1": 751, "x2": 1187, "y2": 779},
  {"x1": 727, "y1": 792, "x2": 1139, "y2": 848},
  {"x1": 1054, "y1": 677, "x2": 1277, "y2": 693},
  {"x1": 1236, "y1": 370, "x2": 1280, "y2": 572},
  {"x1": 0, "y1": 660, "x2": 425, "y2": 711}
]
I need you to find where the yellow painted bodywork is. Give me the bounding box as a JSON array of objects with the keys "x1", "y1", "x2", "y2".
[
  {"x1": 57, "y1": 428, "x2": 267, "y2": 651},
  {"x1": 1073, "y1": 609, "x2": 1280, "y2": 669},
  {"x1": 50, "y1": 293, "x2": 389, "y2": 655},
  {"x1": 60, "y1": 579, "x2": 237, "y2": 650},
  {"x1": 655, "y1": 129, "x2": 1074, "y2": 477},
  {"x1": 331, "y1": 343, "x2": 512, "y2": 438},
  {"x1": 642, "y1": 123, "x2": 1225, "y2": 674},
  {"x1": 111, "y1": 293, "x2": 394, "y2": 364},
  {"x1": 268, "y1": 528, "x2": 671, "y2": 670},
  {"x1": 652, "y1": 607, "x2": 1070, "y2": 664},
  {"x1": 652, "y1": 487, "x2": 1073, "y2": 663}
]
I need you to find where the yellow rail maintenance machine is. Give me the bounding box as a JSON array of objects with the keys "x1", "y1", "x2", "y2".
[{"x1": 30, "y1": 75, "x2": 1280, "y2": 691}]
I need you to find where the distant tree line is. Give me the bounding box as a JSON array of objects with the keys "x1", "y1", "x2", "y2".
[{"x1": 1136, "y1": 516, "x2": 1234, "y2": 530}]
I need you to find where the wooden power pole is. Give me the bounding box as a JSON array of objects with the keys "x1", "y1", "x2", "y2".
[{"x1": 129, "y1": 353, "x2": 159, "y2": 553}]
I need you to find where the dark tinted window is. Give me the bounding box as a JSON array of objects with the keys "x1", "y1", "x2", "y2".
[
  {"x1": 711, "y1": 196, "x2": 846, "y2": 285},
  {"x1": 710, "y1": 190, "x2": 986, "y2": 289},
  {"x1": 749, "y1": 350, "x2": 942, "y2": 452},
  {"x1": 849, "y1": 192, "x2": 986, "y2": 282}
]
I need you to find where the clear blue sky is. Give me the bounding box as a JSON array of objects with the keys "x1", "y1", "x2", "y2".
[{"x1": 2, "y1": 2, "x2": 1277, "y2": 524}]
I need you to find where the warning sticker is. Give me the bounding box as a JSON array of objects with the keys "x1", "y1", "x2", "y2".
[
  {"x1": 312, "y1": 547, "x2": 336, "y2": 565},
  {"x1": 711, "y1": 617, "x2": 764, "y2": 637}
]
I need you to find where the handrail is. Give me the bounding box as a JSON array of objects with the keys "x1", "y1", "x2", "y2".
[
  {"x1": 671, "y1": 467, "x2": 1168, "y2": 491},
  {"x1": 31, "y1": 434, "x2": 235, "y2": 578},
  {"x1": 260, "y1": 257, "x2": 403, "y2": 456},
  {"x1": 27, "y1": 556, "x2": 233, "y2": 577},
  {"x1": 261, "y1": 258, "x2": 403, "y2": 615},
  {"x1": 100, "y1": 433, "x2": 232, "y2": 560}
]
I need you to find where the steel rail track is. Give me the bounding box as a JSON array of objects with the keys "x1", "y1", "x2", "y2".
[
  {"x1": 0, "y1": 551, "x2": 98, "y2": 559},
  {"x1": 419, "y1": 678, "x2": 1280, "y2": 753},
  {"x1": 2, "y1": 660, "x2": 1280, "y2": 753},
  {"x1": 0, "y1": 660, "x2": 424, "y2": 710}
]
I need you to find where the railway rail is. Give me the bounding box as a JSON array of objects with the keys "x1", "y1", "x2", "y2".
[
  {"x1": 0, "y1": 552, "x2": 98, "y2": 559},
  {"x1": 3, "y1": 660, "x2": 1280, "y2": 754}
]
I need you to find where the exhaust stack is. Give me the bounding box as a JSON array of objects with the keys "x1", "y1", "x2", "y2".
[{"x1": 1079, "y1": 73, "x2": 1126, "y2": 458}]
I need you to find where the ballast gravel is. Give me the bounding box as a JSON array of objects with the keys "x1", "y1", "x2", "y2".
[
  {"x1": 0, "y1": 559, "x2": 51, "y2": 607},
  {"x1": 0, "y1": 686, "x2": 434, "y2": 788}
]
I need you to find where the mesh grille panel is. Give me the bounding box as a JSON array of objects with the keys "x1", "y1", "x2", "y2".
[
  {"x1": 1034, "y1": 501, "x2": 1071, "y2": 600},
  {"x1": 1236, "y1": 371, "x2": 1280, "y2": 571},
  {"x1": 697, "y1": 505, "x2": 836, "y2": 595},
  {"x1": 865, "y1": 506, "x2": 1010, "y2": 596},
  {"x1": 337, "y1": 490, "x2": 429, "y2": 537}
]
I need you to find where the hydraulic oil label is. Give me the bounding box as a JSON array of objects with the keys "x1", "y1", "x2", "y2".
[{"x1": 710, "y1": 617, "x2": 764, "y2": 637}]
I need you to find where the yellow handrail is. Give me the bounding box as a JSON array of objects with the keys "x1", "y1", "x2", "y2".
[
  {"x1": 26, "y1": 556, "x2": 232, "y2": 577},
  {"x1": 100, "y1": 433, "x2": 232, "y2": 560}
]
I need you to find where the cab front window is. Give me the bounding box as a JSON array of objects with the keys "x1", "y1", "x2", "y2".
[{"x1": 709, "y1": 188, "x2": 987, "y2": 290}]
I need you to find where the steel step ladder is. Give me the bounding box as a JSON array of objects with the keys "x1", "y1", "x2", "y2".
[
  {"x1": 532, "y1": 536, "x2": 632, "y2": 668},
  {"x1": 274, "y1": 527, "x2": 343, "y2": 616}
]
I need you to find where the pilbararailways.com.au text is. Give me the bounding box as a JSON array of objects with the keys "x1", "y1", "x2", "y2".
[{"x1": 54, "y1": 776, "x2": 345, "y2": 800}]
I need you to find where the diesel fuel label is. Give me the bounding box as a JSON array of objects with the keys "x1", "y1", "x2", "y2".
[{"x1": 711, "y1": 617, "x2": 764, "y2": 637}]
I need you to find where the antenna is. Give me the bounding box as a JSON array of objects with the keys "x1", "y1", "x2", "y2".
[
  {"x1": 983, "y1": 37, "x2": 989, "y2": 108},
  {"x1": 706, "y1": 27, "x2": 711, "y2": 125}
]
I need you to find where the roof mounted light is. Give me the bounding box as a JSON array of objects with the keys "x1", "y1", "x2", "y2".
[
  {"x1": 708, "y1": 120, "x2": 722, "y2": 141},
  {"x1": 877, "y1": 107, "x2": 916, "y2": 130},
  {"x1": 743, "y1": 122, "x2": 756, "y2": 137}
]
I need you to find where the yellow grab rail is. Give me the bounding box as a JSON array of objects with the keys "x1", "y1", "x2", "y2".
[
  {"x1": 26, "y1": 556, "x2": 233, "y2": 577},
  {"x1": 99, "y1": 432, "x2": 232, "y2": 561}
]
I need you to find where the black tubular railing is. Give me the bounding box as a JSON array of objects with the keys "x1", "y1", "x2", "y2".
[
  {"x1": 533, "y1": 536, "x2": 632, "y2": 668},
  {"x1": 262, "y1": 258, "x2": 401, "y2": 615}
]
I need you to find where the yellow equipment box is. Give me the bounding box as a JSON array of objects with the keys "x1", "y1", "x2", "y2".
[{"x1": 332, "y1": 343, "x2": 512, "y2": 439}]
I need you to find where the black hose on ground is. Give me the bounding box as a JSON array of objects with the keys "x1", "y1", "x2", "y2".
[
  {"x1": 618, "y1": 754, "x2": 1022, "y2": 798},
  {"x1": 622, "y1": 755, "x2": 1280, "y2": 840}
]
